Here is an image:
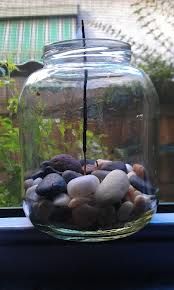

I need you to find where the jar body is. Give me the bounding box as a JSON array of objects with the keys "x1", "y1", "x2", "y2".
[{"x1": 19, "y1": 40, "x2": 159, "y2": 241}]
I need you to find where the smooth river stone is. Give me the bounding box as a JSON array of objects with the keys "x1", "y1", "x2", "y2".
[
  {"x1": 80, "y1": 159, "x2": 95, "y2": 166},
  {"x1": 67, "y1": 175, "x2": 100, "y2": 198},
  {"x1": 117, "y1": 201, "x2": 134, "y2": 222},
  {"x1": 53, "y1": 193, "x2": 70, "y2": 207},
  {"x1": 134, "y1": 195, "x2": 147, "y2": 214},
  {"x1": 33, "y1": 177, "x2": 43, "y2": 185},
  {"x1": 62, "y1": 170, "x2": 82, "y2": 184},
  {"x1": 68, "y1": 197, "x2": 91, "y2": 208},
  {"x1": 24, "y1": 179, "x2": 33, "y2": 190},
  {"x1": 95, "y1": 169, "x2": 130, "y2": 205},
  {"x1": 126, "y1": 163, "x2": 133, "y2": 173},
  {"x1": 31, "y1": 169, "x2": 45, "y2": 180},
  {"x1": 129, "y1": 175, "x2": 155, "y2": 195},
  {"x1": 91, "y1": 170, "x2": 110, "y2": 182},
  {"x1": 127, "y1": 171, "x2": 136, "y2": 179},
  {"x1": 26, "y1": 185, "x2": 40, "y2": 202},
  {"x1": 97, "y1": 206, "x2": 116, "y2": 228},
  {"x1": 48, "y1": 154, "x2": 83, "y2": 173},
  {"x1": 133, "y1": 163, "x2": 145, "y2": 179},
  {"x1": 36, "y1": 173, "x2": 67, "y2": 198},
  {"x1": 72, "y1": 204, "x2": 98, "y2": 229},
  {"x1": 82, "y1": 164, "x2": 96, "y2": 174},
  {"x1": 125, "y1": 186, "x2": 142, "y2": 202},
  {"x1": 31, "y1": 200, "x2": 54, "y2": 223},
  {"x1": 99, "y1": 161, "x2": 127, "y2": 173},
  {"x1": 29, "y1": 166, "x2": 60, "y2": 180},
  {"x1": 42, "y1": 166, "x2": 62, "y2": 176},
  {"x1": 124, "y1": 185, "x2": 135, "y2": 202},
  {"x1": 50, "y1": 206, "x2": 72, "y2": 223},
  {"x1": 95, "y1": 159, "x2": 112, "y2": 169}
]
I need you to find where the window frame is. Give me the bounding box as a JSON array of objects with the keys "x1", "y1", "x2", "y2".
[{"x1": 0, "y1": 205, "x2": 174, "y2": 283}]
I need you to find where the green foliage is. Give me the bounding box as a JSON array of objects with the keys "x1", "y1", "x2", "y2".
[
  {"x1": 138, "y1": 56, "x2": 174, "y2": 83},
  {"x1": 0, "y1": 61, "x2": 21, "y2": 206}
]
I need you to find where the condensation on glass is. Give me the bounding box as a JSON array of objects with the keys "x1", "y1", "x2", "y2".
[{"x1": 18, "y1": 39, "x2": 159, "y2": 241}]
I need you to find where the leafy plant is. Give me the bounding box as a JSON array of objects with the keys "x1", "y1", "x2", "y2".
[
  {"x1": 0, "y1": 61, "x2": 21, "y2": 206},
  {"x1": 138, "y1": 56, "x2": 174, "y2": 83}
]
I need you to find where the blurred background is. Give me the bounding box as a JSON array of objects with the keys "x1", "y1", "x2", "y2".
[{"x1": 0, "y1": 0, "x2": 174, "y2": 206}]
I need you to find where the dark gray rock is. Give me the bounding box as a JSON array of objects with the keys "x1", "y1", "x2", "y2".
[
  {"x1": 40, "y1": 160, "x2": 51, "y2": 169},
  {"x1": 62, "y1": 170, "x2": 82, "y2": 184},
  {"x1": 31, "y1": 169, "x2": 45, "y2": 180},
  {"x1": 50, "y1": 206, "x2": 72, "y2": 223},
  {"x1": 97, "y1": 206, "x2": 116, "y2": 228},
  {"x1": 80, "y1": 159, "x2": 95, "y2": 166},
  {"x1": 49, "y1": 154, "x2": 83, "y2": 173},
  {"x1": 100, "y1": 161, "x2": 127, "y2": 173},
  {"x1": 36, "y1": 173, "x2": 67, "y2": 198},
  {"x1": 42, "y1": 166, "x2": 62, "y2": 176},
  {"x1": 129, "y1": 175, "x2": 156, "y2": 195},
  {"x1": 117, "y1": 201, "x2": 134, "y2": 222},
  {"x1": 72, "y1": 204, "x2": 98, "y2": 229},
  {"x1": 30, "y1": 200, "x2": 54, "y2": 224},
  {"x1": 30, "y1": 166, "x2": 62, "y2": 180},
  {"x1": 91, "y1": 170, "x2": 110, "y2": 181}
]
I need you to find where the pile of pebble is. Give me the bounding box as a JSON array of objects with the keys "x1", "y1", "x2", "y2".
[{"x1": 24, "y1": 154, "x2": 157, "y2": 230}]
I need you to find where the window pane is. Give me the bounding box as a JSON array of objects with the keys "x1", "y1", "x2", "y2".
[{"x1": 0, "y1": 0, "x2": 174, "y2": 206}]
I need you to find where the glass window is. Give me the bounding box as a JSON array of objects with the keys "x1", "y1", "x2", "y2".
[{"x1": 0, "y1": 0, "x2": 173, "y2": 206}]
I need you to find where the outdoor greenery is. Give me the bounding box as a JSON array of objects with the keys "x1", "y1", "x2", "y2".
[
  {"x1": 1, "y1": 0, "x2": 174, "y2": 206},
  {"x1": 0, "y1": 61, "x2": 21, "y2": 206},
  {"x1": 0, "y1": 53, "x2": 174, "y2": 206},
  {"x1": 139, "y1": 57, "x2": 174, "y2": 84},
  {"x1": 0, "y1": 63, "x2": 111, "y2": 206}
]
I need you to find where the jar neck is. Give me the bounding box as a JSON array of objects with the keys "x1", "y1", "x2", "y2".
[{"x1": 43, "y1": 39, "x2": 131, "y2": 65}]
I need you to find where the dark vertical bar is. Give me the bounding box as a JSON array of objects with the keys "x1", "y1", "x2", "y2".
[{"x1": 82, "y1": 20, "x2": 88, "y2": 175}]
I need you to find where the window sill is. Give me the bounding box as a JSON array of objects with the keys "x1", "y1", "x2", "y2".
[
  {"x1": 0, "y1": 212, "x2": 173, "y2": 241},
  {"x1": 0, "y1": 212, "x2": 173, "y2": 280},
  {"x1": 0, "y1": 212, "x2": 172, "y2": 289}
]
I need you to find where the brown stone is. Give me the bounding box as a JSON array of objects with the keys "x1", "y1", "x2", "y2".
[{"x1": 133, "y1": 163, "x2": 145, "y2": 179}]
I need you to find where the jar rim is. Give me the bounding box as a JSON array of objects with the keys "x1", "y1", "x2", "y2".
[{"x1": 43, "y1": 38, "x2": 131, "y2": 59}]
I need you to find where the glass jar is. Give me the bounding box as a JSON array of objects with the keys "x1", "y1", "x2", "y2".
[{"x1": 18, "y1": 39, "x2": 159, "y2": 242}]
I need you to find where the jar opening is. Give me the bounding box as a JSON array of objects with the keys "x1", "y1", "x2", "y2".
[{"x1": 43, "y1": 38, "x2": 131, "y2": 64}]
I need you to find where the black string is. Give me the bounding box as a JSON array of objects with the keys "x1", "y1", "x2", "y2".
[{"x1": 82, "y1": 20, "x2": 88, "y2": 175}]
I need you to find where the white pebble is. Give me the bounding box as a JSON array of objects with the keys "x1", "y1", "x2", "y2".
[
  {"x1": 95, "y1": 169, "x2": 130, "y2": 205},
  {"x1": 67, "y1": 175, "x2": 100, "y2": 198}
]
